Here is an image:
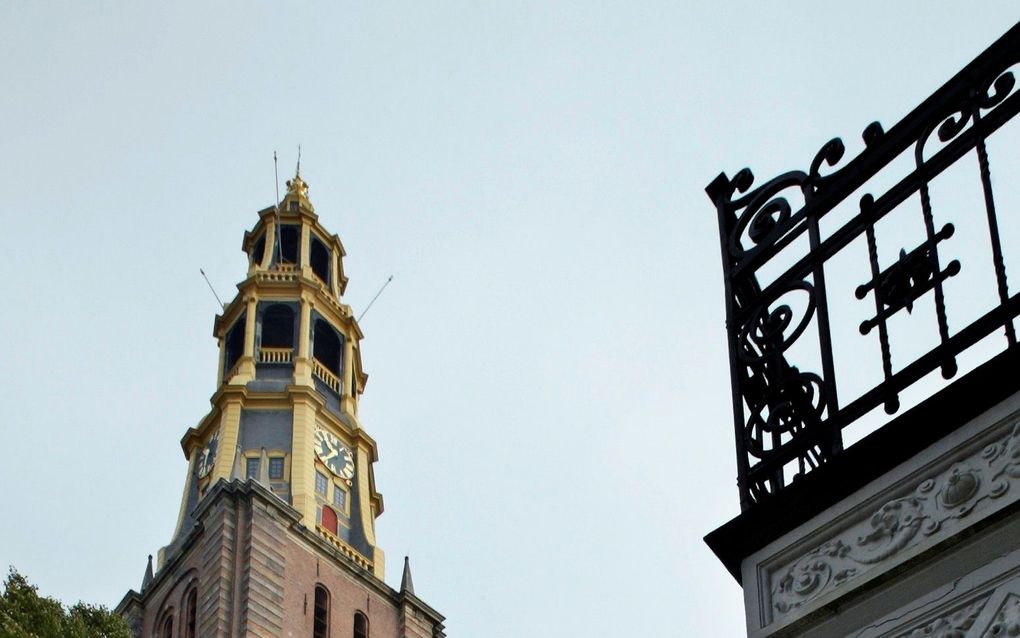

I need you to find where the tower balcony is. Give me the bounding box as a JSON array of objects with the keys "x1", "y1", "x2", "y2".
[
  {"x1": 259, "y1": 347, "x2": 294, "y2": 365},
  {"x1": 254, "y1": 262, "x2": 300, "y2": 284},
  {"x1": 312, "y1": 359, "x2": 342, "y2": 394},
  {"x1": 315, "y1": 524, "x2": 372, "y2": 572}
]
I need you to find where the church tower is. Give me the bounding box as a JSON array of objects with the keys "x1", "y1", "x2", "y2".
[{"x1": 117, "y1": 171, "x2": 445, "y2": 638}]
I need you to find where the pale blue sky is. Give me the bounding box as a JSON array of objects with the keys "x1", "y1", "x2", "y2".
[{"x1": 2, "y1": 3, "x2": 1019, "y2": 636}]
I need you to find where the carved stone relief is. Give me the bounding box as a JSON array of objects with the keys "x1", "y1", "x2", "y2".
[
  {"x1": 769, "y1": 422, "x2": 1020, "y2": 618},
  {"x1": 983, "y1": 594, "x2": 1020, "y2": 637},
  {"x1": 893, "y1": 597, "x2": 989, "y2": 638}
]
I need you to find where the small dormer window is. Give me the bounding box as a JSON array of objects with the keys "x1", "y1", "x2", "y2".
[{"x1": 246, "y1": 457, "x2": 260, "y2": 480}]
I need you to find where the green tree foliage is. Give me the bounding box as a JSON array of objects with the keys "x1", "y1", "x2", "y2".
[{"x1": 0, "y1": 568, "x2": 131, "y2": 638}]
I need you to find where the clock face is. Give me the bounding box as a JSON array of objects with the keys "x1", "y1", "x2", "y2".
[
  {"x1": 197, "y1": 431, "x2": 219, "y2": 479},
  {"x1": 314, "y1": 427, "x2": 355, "y2": 480}
]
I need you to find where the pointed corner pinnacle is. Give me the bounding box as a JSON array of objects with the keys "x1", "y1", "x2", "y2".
[
  {"x1": 258, "y1": 447, "x2": 270, "y2": 485},
  {"x1": 142, "y1": 555, "x2": 154, "y2": 590},
  {"x1": 400, "y1": 555, "x2": 415, "y2": 595}
]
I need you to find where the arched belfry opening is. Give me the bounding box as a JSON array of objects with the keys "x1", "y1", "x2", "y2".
[
  {"x1": 261, "y1": 305, "x2": 295, "y2": 349},
  {"x1": 119, "y1": 166, "x2": 447, "y2": 638},
  {"x1": 223, "y1": 313, "x2": 246, "y2": 377},
  {"x1": 312, "y1": 319, "x2": 343, "y2": 394},
  {"x1": 258, "y1": 304, "x2": 295, "y2": 367},
  {"x1": 310, "y1": 235, "x2": 330, "y2": 285},
  {"x1": 250, "y1": 233, "x2": 266, "y2": 267},
  {"x1": 279, "y1": 225, "x2": 300, "y2": 265}
]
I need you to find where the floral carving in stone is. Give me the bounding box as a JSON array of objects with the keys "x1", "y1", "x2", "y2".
[
  {"x1": 770, "y1": 422, "x2": 1020, "y2": 618},
  {"x1": 983, "y1": 594, "x2": 1020, "y2": 637},
  {"x1": 895, "y1": 596, "x2": 989, "y2": 638}
]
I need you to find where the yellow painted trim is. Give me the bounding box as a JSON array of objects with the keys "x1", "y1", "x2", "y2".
[
  {"x1": 354, "y1": 443, "x2": 376, "y2": 547},
  {"x1": 171, "y1": 452, "x2": 198, "y2": 539},
  {"x1": 238, "y1": 448, "x2": 291, "y2": 481},
  {"x1": 211, "y1": 401, "x2": 241, "y2": 483},
  {"x1": 290, "y1": 395, "x2": 318, "y2": 528}
]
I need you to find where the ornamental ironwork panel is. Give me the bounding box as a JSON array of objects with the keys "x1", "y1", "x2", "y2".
[{"x1": 707, "y1": 22, "x2": 1020, "y2": 510}]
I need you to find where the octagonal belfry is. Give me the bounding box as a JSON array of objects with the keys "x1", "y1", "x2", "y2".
[{"x1": 118, "y1": 170, "x2": 444, "y2": 638}]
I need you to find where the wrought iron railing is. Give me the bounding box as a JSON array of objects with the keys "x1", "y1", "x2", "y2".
[{"x1": 707, "y1": 22, "x2": 1020, "y2": 510}]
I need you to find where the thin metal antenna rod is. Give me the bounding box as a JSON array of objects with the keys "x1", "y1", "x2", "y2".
[
  {"x1": 296, "y1": 144, "x2": 301, "y2": 176},
  {"x1": 273, "y1": 151, "x2": 282, "y2": 264},
  {"x1": 357, "y1": 275, "x2": 394, "y2": 323},
  {"x1": 200, "y1": 268, "x2": 226, "y2": 308}
]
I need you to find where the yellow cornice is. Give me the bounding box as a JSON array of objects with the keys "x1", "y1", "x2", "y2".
[
  {"x1": 212, "y1": 277, "x2": 359, "y2": 342},
  {"x1": 182, "y1": 382, "x2": 380, "y2": 460},
  {"x1": 252, "y1": 205, "x2": 347, "y2": 259}
]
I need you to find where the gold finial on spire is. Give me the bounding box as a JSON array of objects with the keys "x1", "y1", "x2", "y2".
[
  {"x1": 285, "y1": 173, "x2": 309, "y2": 199},
  {"x1": 285, "y1": 146, "x2": 309, "y2": 201}
]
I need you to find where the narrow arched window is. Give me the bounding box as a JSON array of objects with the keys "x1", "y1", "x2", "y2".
[
  {"x1": 161, "y1": 615, "x2": 173, "y2": 638},
  {"x1": 184, "y1": 589, "x2": 197, "y2": 638},
  {"x1": 313, "y1": 585, "x2": 330, "y2": 638},
  {"x1": 310, "y1": 236, "x2": 331, "y2": 285},
  {"x1": 354, "y1": 611, "x2": 369, "y2": 638},
  {"x1": 261, "y1": 305, "x2": 295, "y2": 349},
  {"x1": 321, "y1": 505, "x2": 338, "y2": 535}
]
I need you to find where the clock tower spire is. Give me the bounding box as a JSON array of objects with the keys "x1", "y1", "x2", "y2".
[
  {"x1": 118, "y1": 168, "x2": 444, "y2": 638},
  {"x1": 175, "y1": 167, "x2": 382, "y2": 573}
]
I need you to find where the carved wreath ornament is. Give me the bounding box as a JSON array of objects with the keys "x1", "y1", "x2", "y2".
[{"x1": 771, "y1": 422, "x2": 1020, "y2": 617}]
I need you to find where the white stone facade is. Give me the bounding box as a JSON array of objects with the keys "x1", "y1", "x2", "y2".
[{"x1": 740, "y1": 391, "x2": 1020, "y2": 638}]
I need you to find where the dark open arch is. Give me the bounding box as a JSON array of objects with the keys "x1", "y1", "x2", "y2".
[
  {"x1": 354, "y1": 611, "x2": 369, "y2": 638},
  {"x1": 261, "y1": 305, "x2": 295, "y2": 349},
  {"x1": 313, "y1": 320, "x2": 342, "y2": 377},
  {"x1": 224, "y1": 313, "x2": 246, "y2": 375},
  {"x1": 280, "y1": 225, "x2": 299, "y2": 264},
  {"x1": 313, "y1": 585, "x2": 330, "y2": 638},
  {"x1": 310, "y1": 235, "x2": 330, "y2": 285},
  {"x1": 251, "y1": 233, "x2": 266, "y2": 267}
]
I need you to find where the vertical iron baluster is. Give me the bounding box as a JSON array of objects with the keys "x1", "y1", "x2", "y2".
[
  {"x1": 914, "y1": 146, "x2": 958, "y2": 378},
  {"x1": 973, "y1": 105, "x2": 1017, "y2": 346},
  {"x1": 768, "y1": 349, "x2": 784, "y2": 493},
  {"x1": 709, "y1": 175, "x2": 753, "y2": 510},
  {"x1": 862, "y1": 195, "x2": 900, "y2": 413},
  {"x1": 808, "y1": 211, "x2": 843, "y2": 455}
]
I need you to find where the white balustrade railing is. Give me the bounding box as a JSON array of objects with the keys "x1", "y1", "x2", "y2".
[
  {"x1": 259, "y1": 347, "x2": 293, "y2": 364},
  {"x1": 312, "y1": 359, "x2": 341, "y2": 394}
]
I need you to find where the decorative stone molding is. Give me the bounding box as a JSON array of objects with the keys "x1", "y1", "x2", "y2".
[
  {"x1": 983, "y1": 594, "x2": 1020, "y2": 637},
  {"x1": 769, "y1": 422, "x2": 1020, "y2": 618},
  {"x1": 895, "y1": 597, "x2": 989, "y2": 638}
]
